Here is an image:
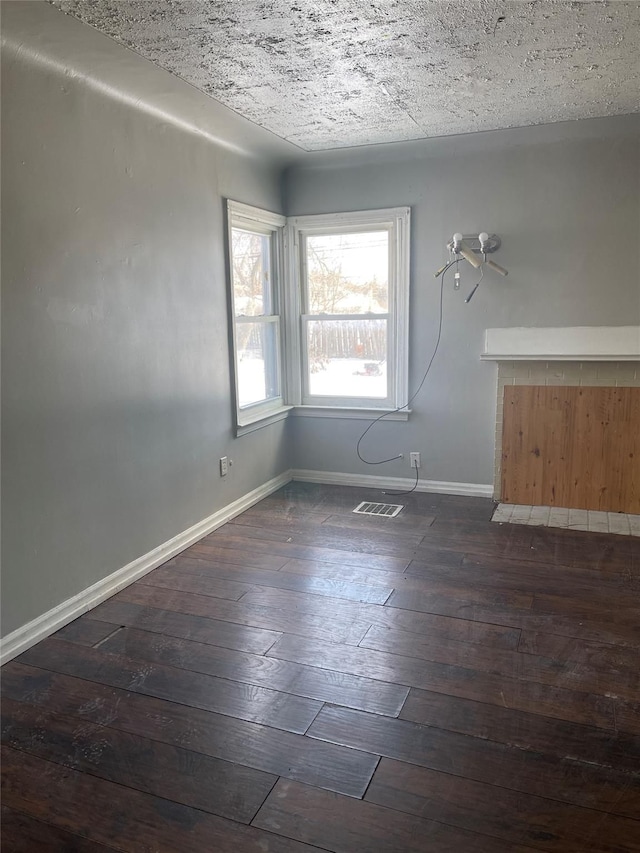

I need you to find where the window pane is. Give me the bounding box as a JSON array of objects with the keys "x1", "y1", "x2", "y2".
[
  {"x1": 306, "y1": 231, "x2": 388, "y2": 314},
  {"x1": 236, "y1": 321, "x2": 280, "y2": 407},
  {"x1": 232, "y1": 228, "x2": 273, "y2": 316},
  {"x1": 306, "y1": 319, "x2": 387, "y2": 399}
]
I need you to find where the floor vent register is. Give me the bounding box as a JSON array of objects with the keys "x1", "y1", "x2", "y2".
[{"x1": 353, "y1": 501, "x2": 404, "y2": 518}]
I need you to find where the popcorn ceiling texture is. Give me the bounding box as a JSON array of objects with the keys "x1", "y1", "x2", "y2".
[{"x1": 50, "y1": 0, "x2": 640, "y2": 151}]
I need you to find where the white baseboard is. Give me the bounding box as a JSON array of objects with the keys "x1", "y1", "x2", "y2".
[
  {"x1": 0, "y1": 470, "x2": 292, "y2": 666},
  {"x1": 290, "y1": 468, "x2": 494, "y2": 499},
  {"x1": 0, "y1": 466, "x2": 492, "y2": 665}
]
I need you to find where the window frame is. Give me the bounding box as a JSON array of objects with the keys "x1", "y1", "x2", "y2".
[
  {"x1": 286, "y1": 207, "x2": 411, "y2": 412},
  {"x1": 226, "y1": 200, "x2": 290, "y2": 432},
  {"x1": 226, "y1": 202, "x2": 411, "y2": 434}
]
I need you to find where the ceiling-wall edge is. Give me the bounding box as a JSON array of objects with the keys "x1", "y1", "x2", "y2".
[
  {"x1": 282, "y1": 113, "x2": 640, "y2": 174},
  {"x1": 2, "y1": 1, "x2": 306, "y2": 166}
]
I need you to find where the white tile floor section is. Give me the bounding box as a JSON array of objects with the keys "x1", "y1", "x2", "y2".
[{"x1": 492, "y1": 504, "x2": 640, "y2": 537}]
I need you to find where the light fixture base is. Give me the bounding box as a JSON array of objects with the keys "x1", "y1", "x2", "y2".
[{"x1": 447, "y1": 234, "x2": 501, "y2": 254}]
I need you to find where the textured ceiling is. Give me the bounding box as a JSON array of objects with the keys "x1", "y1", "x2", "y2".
[{"x1": 51, "y1": 0, "x2": 640, "y2": 151}]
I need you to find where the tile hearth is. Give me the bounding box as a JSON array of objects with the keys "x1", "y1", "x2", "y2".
[{"x1": 492, "y1": 503, "x2": 640, "y2": 537}]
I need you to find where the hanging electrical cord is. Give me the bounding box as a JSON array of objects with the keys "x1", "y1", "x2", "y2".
[
  {"x1": 384, "y1": 464, "x2": 420, "y2": 497},
  {"x1": 356, "y1": 260, "x2": 450, "y2": 468}
]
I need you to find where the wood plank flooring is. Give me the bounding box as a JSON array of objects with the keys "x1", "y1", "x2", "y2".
[{"x1": 2, "y1": 482, "x2": 640, "y2": 852}]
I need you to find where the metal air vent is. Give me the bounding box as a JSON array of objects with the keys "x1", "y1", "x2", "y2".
[{"x1": 353, "y1": 501, "x2": 403, "y2": 518}]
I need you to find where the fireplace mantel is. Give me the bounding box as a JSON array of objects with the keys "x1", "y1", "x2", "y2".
[
  {"x1": 486, "y1": 326, "x2": 640, "y2": 501},
  {"x1": 481, "y1": 326, "x2": 640, "y2": 362}
]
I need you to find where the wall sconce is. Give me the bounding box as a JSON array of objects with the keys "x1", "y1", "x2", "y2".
[
  {"x1": 451, "y1": 233, "x2": 483, "y2": 269},
  {"x1": 435, "y1": 232, "x2": 508, "y2": 301}
]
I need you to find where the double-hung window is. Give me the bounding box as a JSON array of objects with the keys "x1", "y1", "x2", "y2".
[
  {"x1": 226, "y1": 202, "x2": 410, "y2": 431},
  {"x1": 227, "y1": 201, "x2": 287, "y2": 429},
  {"x1": 290, "y1": 207, "x2": 410, "y2": 412}
]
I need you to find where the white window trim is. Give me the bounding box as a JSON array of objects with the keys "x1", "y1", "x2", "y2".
[
  {"x1": 227, "y1": 200, "x2": 289, "y2": 432},
  {"x1": 235, "y1": 405, "x2": 293, "y2": 436},
  {"x1": 285, "y1": 207, "x2": 410, "y2": 412},
  {"x1": 290, "y1": 406, "x2": 411, "y2": 421},
  {"x1": 226, "y1": 202, "x2": 411, "y2": 435}
]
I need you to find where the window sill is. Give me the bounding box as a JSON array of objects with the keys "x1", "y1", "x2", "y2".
[
  {"x1": 291, "y1": 406, "x2": 411, "y2": 421},
  {"x1": 236, "y1": 405, "x2": 293, "y2": 436},
  {"x1": 236, "y1": 404, "x2": 411, "y2": 435}
]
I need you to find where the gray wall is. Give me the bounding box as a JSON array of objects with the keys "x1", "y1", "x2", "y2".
[
  {"x1": 3, "y1": 2, "x2": 639, "y2": 642},
  {"x1": 1, "y1": 4, "x2": 293, "y2": 637},
  {"x1": 284, "y1": 118, "x2": 640, "y2": 485}
]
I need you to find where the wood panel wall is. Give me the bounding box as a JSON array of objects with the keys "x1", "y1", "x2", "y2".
[{"x1": 501, "y1": 386, "x2": 640, "y2": 513}]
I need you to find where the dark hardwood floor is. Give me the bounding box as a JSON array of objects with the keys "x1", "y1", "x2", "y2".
[{"x1": 2, "y1": 482, "x2": 640, "y2": 852}]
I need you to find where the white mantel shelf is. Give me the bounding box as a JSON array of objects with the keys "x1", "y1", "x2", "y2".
[{"x1": 482, "y1": 326, "x2": 640, "y2": 362}]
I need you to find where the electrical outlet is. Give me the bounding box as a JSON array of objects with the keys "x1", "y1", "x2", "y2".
[
  {"x1": 410, "y1": 452, "x2": 421, "y2": 469},
  {"x1": 219, "y1": 456, "x2": 228, "y2": 476}
]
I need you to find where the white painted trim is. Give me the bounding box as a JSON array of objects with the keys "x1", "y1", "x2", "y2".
[
  {"x1": 290, "y1": 207, "x2": 411, "y2": 411},
  {"x1": 0, "y1": 471, "x2": 292, "y2": 665},
  {"x1": 227, "y1": 200, "x2": 287, "y2": 431},
  {"x1": 290, "y1": 406, "x2": 410, "y2": 421},
  {"x1": 283, "y1": 223, "x2": 303, "y2": 405},
  {"x1": 236, "y1": 405, "x2": 293, "y2": 435},
  {"x1": 287, "y1": 207, "x2": 412, "y2": 230},
  {"x1": 0, "y1": 465, "x2": 494, "y2": 664},
  {"x1": 291, "y1": 468, "x2": 493, "y2": 498},
  {"x1": 483, "y1": 354, "x2": 635, "y2": 362},
  {"x1": 227, "y1": 199, "x2": 286, "y2": 230},
  {"x1": 394, "y1": 206, "x2": 411, "y2": 413},
  {"x1": 235, "y1": 402, "x2": 413, "y2": 431},
  {"x1": 482, "y1": 326, "x2": 640, "y2": 361}
]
